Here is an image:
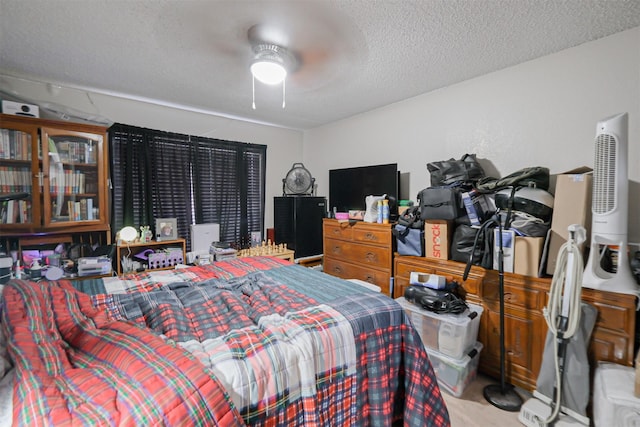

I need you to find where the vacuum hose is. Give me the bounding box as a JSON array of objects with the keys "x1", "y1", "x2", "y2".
[{"x1": 542, "y1": 225, "x2": 586, "y2": 424}]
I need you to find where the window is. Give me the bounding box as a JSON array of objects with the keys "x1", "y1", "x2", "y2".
[{"x1": 109, "y1": 124, "x2": 266, "y2": 251}]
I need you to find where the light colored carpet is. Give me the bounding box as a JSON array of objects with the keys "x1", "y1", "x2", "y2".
[{"x1": 441, "y1": 373, "x2": 532, "y2": 427}]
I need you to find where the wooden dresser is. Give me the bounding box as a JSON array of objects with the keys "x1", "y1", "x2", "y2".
[
  {"x1": 394, "y1": 255, "x2": 637, "y2": 392},
  {"x1": 323, "y1": 219, "x2": 394, "y2": 295}
]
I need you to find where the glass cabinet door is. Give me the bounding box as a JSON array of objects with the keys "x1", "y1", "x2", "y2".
[
  {"x1": 0, "y1": 122, "x2": 39, "y2": 227},
  {"x1": 41, "y1": 127, "x2": 104, "y2": 227}
]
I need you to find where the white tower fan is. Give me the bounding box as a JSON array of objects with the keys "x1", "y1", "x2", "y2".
[{"x1": 582, "y1": 112, "x2": 638, "y2": 295}]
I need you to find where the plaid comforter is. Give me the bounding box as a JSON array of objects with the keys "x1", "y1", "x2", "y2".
[{"x1": 2, "y1": 257, "x2": 450, "y2": 426}]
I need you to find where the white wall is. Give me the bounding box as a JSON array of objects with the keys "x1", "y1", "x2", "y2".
[
  {"x1": 304, "y1": 27, "x2": 640, "y2": 242},
  {"x1": 0, "y1": 76, "x2": 304, "y2": 234}
]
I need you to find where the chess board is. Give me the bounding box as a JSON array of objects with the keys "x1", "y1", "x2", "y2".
[{"x1": 236, "y1": 241, "x2": 294, "y2": 262}]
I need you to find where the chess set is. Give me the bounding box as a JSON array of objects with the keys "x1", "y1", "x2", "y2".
[{"x1": 236, "y1": 240, "x2": 292, "y2": 258}]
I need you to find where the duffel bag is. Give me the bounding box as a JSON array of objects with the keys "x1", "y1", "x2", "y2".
[
  {"x1": 397, "y1": 205, "x2": 424, "y2": 229},
  {"x1": 475, "y1": 166, "x2": 550, "y2": 193},
  {"x1": 418, "y1": 186, "x2": 466, "y2": 221},
  {"x1": 451, "y1": 223, "x2": 494, "y2": 269},
  {"x1": 427, "y1": 153, "x2": 485, "y2": 187},
  {"x1": 393, "y1": 224, "x2": 425, "y2": 256}
]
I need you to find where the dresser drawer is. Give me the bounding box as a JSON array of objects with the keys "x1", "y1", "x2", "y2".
[
  {"x1": 324, "y1": 240, "x2": 392, "y2": 268},
  {"x1": 394, "y1": 259, "x2": 436, "y2": 279},
  {"x1": 323, "y1": 257, "x2": 391, "y2": 295},
  {"x1": 590, "y1": 329, "x2": 633, "y2": 365},
  {"x1": 323, "y1": 222, "x2": 353, "y2": 241},
  {"x1": 353, "y1": 227, "x2": 392, "y2": 246},
  {"x1": 483, "y1": 280, "x2": 545, "y2": 311},
  {"x1": 394, "y1": 257, "x2": 481, "y2": 297},
  {"x1": 591, "y1": 300, "x2": 633, "y2": 333}
]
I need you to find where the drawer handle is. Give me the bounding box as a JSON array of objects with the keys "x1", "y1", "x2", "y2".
[
  {"x1": 333, "y1": 229, "x2": 341, "y2": 235},
  {"x1": 365, "y1": 252, "x2": 377, "y2": 262},
  {"x1": 364, "y1": 232, "x2": 377, "y2": 241},
  {"x1": 504, "y1": 292, "x2": 513, "y2": 302},
  {"x1": 333, "y1": 265, "x2": 343, "y2": 274},
  {"x1": 506, "y1": 349, "x2": 522, "y2": 358},
  {"x1": 332, "y1": 246, "x2": 342, "y2": 255},
  {"x1": 365, "y1": 276, "x2": 375, "y2": 283}
]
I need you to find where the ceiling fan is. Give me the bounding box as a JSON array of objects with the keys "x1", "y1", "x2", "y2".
[{"x1": 200, "y1": 2, "x2": 365, "y2": 92}]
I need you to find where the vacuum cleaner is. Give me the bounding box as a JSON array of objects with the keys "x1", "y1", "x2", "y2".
[{"x1": 518, "y1": 224, "x2": 597, "y2": 427}]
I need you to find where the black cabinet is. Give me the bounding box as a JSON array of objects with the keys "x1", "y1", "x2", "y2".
[{"x1": 274, "y1": 196, "x2": 326, "y2": 259}]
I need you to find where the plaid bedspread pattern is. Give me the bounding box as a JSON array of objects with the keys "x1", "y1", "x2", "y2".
[
  {"x1": 4, "y1": 258, "x2": 450, "y2": 426},
  {"x1": 95, "y1": 272, "x2": 360, "y2": 425},
  {"x1": 1, "y1": 279, "x2": 245, "y2": 427},
  {"x1": 328, "y1": 293, "x2": 450, "y2": 426},
  {"x1": 93, "y1": 264, "x2": 450, "y2": 427}
]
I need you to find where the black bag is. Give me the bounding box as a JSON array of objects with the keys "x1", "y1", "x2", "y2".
[
  {"x1": 475, "y1": 166, "x2": 550, "y2": 193},
  {"x1": 427, "y1": 154, "x2": 485, "y2": 187},
  {"x1": 393, "y1": 224, "x2": 425, "y2": 256},
  {"x1": 397, "y1": 205, "x2": 424, "y2": 229},
  {"x1": 451, "y1": 223, "x2": 494, "y2": 269},
  {"x1": 418, "y1": 186, "x2": 466, "y2": 221}
]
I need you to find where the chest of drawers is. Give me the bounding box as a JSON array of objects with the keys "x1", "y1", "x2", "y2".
[{"x1": 323, "y1": 219, "x2": 394, "y2": 295}]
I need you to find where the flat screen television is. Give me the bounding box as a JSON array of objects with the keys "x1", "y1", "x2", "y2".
[{"x1": 329, "y1": 163, "x2": 399, "y2": 219}]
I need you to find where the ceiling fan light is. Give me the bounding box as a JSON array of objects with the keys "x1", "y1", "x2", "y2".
[{"x1": 251, "y1": 60, "x2": 287, "y2": 85}]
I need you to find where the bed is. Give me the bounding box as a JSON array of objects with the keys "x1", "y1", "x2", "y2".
[{"x1": 0, "y1": 256, "x2": 450, "y2": 426}]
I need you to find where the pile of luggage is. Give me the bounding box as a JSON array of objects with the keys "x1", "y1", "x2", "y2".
[{"x1": 395, "y1": 154, "x2": 554, "y2": 276}]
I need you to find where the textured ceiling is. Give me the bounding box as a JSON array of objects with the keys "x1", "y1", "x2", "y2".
[{"x1": 1, "y1": 0, "x2": 640, "y2": 130}]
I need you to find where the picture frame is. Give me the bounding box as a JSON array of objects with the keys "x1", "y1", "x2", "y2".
[{"x1": 155, "y1": 218, "x2": 178, "y2": 241}]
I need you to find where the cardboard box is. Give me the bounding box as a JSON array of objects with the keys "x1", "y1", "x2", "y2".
[
  {"x1": 425, "y1": 220, "x2": 453, "y2": 260},
  {"x1": 1, "y1": 100, "x2": 39, "y2": 117},
  {"x1": 515, "y1": 236, "x2": 545, "y2": 277},
  {"x1": 545, "y1": 167, "x2": 592, "y2": 275}
]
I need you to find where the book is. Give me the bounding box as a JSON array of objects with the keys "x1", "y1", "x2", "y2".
[
  {"x1": 87, "y1": 198, "x2": 94, "y2": 220},
  {"x1": 80, "y1": 198, "x2": 88, "y2": 220},
  {"x1": 6, "y1": 200, "x2": 15, "y2": 224},
  {"x1": 19, "y1": 200, "x2": 29, "y2": 223}
]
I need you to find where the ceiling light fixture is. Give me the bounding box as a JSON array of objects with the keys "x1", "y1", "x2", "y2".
[{"x1": 251, "y1": 44, "x2": 293, "y2": 109}]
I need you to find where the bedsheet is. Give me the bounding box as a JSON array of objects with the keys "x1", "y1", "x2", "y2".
[{"x1": 1, "y1": 257, "x2": 450, "y2": 426}]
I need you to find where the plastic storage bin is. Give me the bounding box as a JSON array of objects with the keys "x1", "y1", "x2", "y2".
[
  {"x1": 396, "y1": 297, "x2": 483, "y2": 359},
  {"x1": 427, "y1": 341, "x2": 483, "y2": 398}
]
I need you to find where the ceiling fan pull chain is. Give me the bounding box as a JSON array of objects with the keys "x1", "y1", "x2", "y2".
[
  {"x1": 282, "y1": 79, "x2": 286, "y2": 109},
  {"x1": 252, "y1": 75, "x2": 256, "y2": 109}
]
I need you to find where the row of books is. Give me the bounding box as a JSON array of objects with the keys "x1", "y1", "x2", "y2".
[
  {"x1": 0, "y1": 166, "x2": 98, "y2": 195},
  {"x1": 64, "y1": 199, "x2": 97, "y2": 221},
  {"x1": 0, "y1": 129, "x2": 32, "y2": 161},
  {"x1": 51, "y1": 138, "x2": 97, "y2": 164},
  {"x1": 0, "y1": 199, "x2": 31, "y2": 224},
  {"x1": 0, "y1": 166, "x2": 31, "y2": 193},
  {"x1": 49, "y1": 168, "x2": 88, "y2": 195}
]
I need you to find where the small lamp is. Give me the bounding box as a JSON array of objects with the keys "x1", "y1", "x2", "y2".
[{"x1": 118, "y1": 226, "x2": 138, "y2": 244}]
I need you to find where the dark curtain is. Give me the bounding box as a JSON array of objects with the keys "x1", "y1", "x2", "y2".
[{"x1": 109, "y1": 124, "x2": 266, "y2": 251}]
